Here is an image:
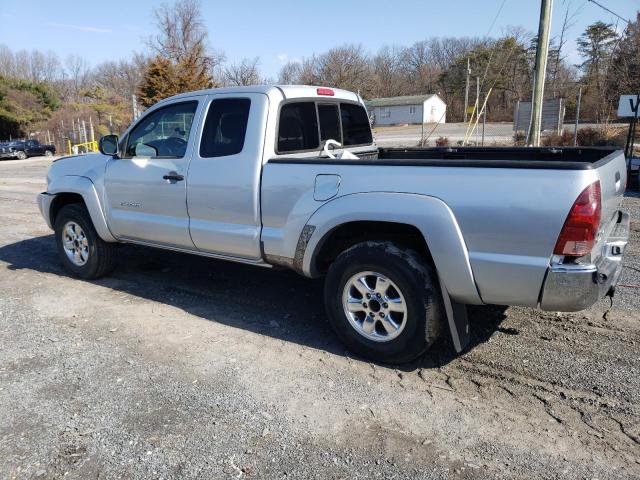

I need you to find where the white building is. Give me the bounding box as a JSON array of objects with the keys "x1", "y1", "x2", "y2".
[{"x1": 366, "y1": 94, "x2": 446, "y2": 126}]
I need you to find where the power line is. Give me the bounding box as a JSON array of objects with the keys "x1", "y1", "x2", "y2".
[
  {"x1": 586, "y1": 0, "x2": 631, "y2": 25},
  {"x1": 485, "y1": 0, "x2": 508, "y2": 37}
]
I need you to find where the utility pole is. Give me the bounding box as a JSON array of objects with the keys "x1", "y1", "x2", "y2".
[
  {"x1": 464, "y1": 58, "x2": 471, "y2": 123},
  {"x1": 528, "y1": 0, "x2": 554, "y2": 147}
]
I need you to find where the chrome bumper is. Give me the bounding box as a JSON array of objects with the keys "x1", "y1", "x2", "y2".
[
  {"x1": 37, "y1": 192, "x2": 56, "y2": 230},
  {"x1": 540, "y1": 211, "x2": 629, "y2": 312}
]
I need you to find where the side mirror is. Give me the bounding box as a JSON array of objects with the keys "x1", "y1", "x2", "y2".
[{"x1": 99, "y1": 135, "x2": 119, "y2": 156}]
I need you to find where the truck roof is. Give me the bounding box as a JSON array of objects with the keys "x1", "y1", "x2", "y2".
[{"x1": 159, "y1": 85, "x2": 362, "y2": 105}]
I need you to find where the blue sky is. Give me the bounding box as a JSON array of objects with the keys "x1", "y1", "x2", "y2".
[{"x1": 0, "y1": 0, "x2": 637, "y2": 78}]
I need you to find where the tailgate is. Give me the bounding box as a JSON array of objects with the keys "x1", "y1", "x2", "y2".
[{"x1": 594, "y1": 150, "x2": 627, "y2": 254}]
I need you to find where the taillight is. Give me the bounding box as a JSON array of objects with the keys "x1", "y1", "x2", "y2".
[
  {"x1": 553, "y1": 181, "x2": 601, "y2": 257},
  {"x1": 317, "y1": 87, "x2": 335, "y2": 96}
]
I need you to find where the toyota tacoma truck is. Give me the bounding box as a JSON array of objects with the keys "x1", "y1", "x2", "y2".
[{"x1": 37, "y1": 85, "x2": 630, "y2": 363}]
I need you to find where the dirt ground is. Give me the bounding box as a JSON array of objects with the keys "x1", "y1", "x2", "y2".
[{"x1": 1, "y1": 156, "x2": 639, "y2": 479}]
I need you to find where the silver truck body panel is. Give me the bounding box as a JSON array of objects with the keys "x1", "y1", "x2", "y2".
[
  {"x1": 300, "y1": 192, "x2": 481, "y2": 304},
  {"x1": 103, "y1": 94, "x2": 207, "y2": 248},
  {"x1": 260, "y1": 157, "x2": 626, "y2": 307},
  {"x1": 40, "y1": 153, "x2": 117, "y2": 242},
  {"x1": 186, "y1": 92, "x2": 269, "y2": 259}
]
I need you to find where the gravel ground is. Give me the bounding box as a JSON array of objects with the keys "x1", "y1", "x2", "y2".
[{"x1": 1, "y1": 157, "x2": 639, "y2": 479}]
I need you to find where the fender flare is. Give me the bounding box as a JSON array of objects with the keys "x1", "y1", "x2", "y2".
[
  {"x1": 301, "y1": 192, "x2": 482, "y2": 305},
  {"x1": 47, "y1": 175, "x2": 116, "y2": 242}
]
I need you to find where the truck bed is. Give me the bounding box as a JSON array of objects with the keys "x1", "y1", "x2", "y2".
[{"x1": 270, "y1": 146, "x2": 621, "y2": 170}]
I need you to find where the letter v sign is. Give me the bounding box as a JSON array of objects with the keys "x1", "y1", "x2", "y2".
[{"x1": 618, "y1": 94, "x2": 640, "y2": 117}]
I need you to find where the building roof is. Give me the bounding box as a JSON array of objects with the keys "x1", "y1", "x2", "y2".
[{"x1": 365, "y1": 94, "x2": 439, "y2": 107}]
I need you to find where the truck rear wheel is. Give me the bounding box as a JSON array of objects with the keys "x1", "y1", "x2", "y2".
[
  {"x1": 54, "y1": 204, "x2": 117, "y2": 279},
  {"x1": 44, "y1": 150, "x2": 53, "y2": 157},
  {"x1": 324, "y1": 241, "x2": 443, "y2": 364}
]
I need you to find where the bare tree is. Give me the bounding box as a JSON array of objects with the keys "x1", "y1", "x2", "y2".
[
  {"x1": 149, "y1": 0, "x2": 223, "y2": 74},
  {"x1": 0, "y1": 44, "x2": 15, "y2": 77},
  {"x1": 278, "y1": 61, "x2": 301, "y2": 84},
  {"x1": 12, "y1": 50, "x2": 31, "y2": 80},
  {"x1": 224, "y1": 57, "x2": 262, "y2": 86},
  {"x1": 371, "y1": 46, "x2": 407, "y2": 97},
  {"x1": 313, "y1": 44, "x2": 372, "y2": 96},
  {"x1": 93, "y1": 53, "x2": 149, "y2": 101},
  {"x1": 549, "y1": 1, "x2": 578, "y2": 97},
  {"x1": 65, "y1": 54, "x2": 90, "y2": 99}
]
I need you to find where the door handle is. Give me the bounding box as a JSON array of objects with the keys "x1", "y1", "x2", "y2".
[{"x1": 163, "y1": 172, "x2": 184, "y2": 182}]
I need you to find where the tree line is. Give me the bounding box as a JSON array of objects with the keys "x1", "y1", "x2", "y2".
[{"x1": 0, "y1": 0, "x2": 638, "y2": 145}]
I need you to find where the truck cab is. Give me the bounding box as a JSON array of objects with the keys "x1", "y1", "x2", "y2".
[{"x1": 97, "y1": 86, "x2": 373, "y2": 259}]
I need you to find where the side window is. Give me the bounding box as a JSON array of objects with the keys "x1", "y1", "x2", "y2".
[
  {"x1": 277, "y1": 102, "x2": 319, "y2": 153},
  {"x1": 318, "y1": 104, "x2": 341, "y2": 143},
  {"x1": 340, "y1": 103, "x2": 373, "y2": 146},
  {"x1": 200, "y1": 98, "x2": 250, "y2": 158},
  {"x1": 124, "y1": 101, "x2": 197, "y2": 158}
]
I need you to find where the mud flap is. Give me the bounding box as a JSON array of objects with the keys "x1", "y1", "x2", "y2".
[{"x1": 438, "y1": 278, "x2": 470, "y2": 353}]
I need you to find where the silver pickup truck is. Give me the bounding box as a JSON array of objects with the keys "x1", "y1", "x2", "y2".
[{"x1": 37, "y1": 85, "x2": 630, "y2": 363}]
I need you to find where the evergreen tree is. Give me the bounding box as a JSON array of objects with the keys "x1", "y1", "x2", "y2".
[
  {"x1": 136, "y1": 56, "x2": 180, "y2": 108},
  {"x1": 577, "y1": 21, "x2": 618, "y2": 121},
  {"x1": 606, "y1": 13, "x2": 640, "y2": 105}
]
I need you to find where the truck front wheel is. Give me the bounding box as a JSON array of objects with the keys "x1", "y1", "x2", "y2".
[
  {"x1": 16, "y1": 151, "x2": 26, "y2": 160},
  {"x1": 54, "y1": 204, "x2": 117, "y2": 279},
  {"x1": 324, "y1": 241, "x2": 444, "y2": 364}
]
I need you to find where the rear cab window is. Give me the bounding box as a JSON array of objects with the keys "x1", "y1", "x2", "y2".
[
  {"x1": 318, "y1": 104, "x2": 341, "y2": 143},
  {"x1": 340, "y1": 103, "x2": 373, "y2": 146},
  {"x1": 277, "y1": 102, "x2": 319, "y2": 153},
  {"x1": 276, "y1": 100, "x2": 372, "y2": 154},
  {"x1": 200, "y1": 98, "x2": 251, "y2": 158}
]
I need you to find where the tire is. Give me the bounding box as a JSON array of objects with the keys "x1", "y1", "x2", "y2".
[
  {"x1": 16, "y1": 151, "x2": 27, "y2": 160},
  {"x1": 44, "y1": 149, "x2": 53, "y2": 157},
  {"x1": 54, "y1": 203, "x2": 117, "y2": 279},
  {"x1": 324, "y1": 241, "x2": 444, "y2": 364}
]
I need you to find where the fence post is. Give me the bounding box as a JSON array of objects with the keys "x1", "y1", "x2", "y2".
[
  {"x1": 514, "y1": 101, "x2": 520, "y2": 145},
  {"x1": 573, "y1": 86, "x2": 582, "y2": 146},
  {"x1": 482, "y1": 106, "x2": 486, "y2": 146},
  {"x1": 475, "y1": 77, "x2": 480, "y2": 145}
]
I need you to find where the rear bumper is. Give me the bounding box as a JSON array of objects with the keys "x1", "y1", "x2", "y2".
[
  {"x1": 540, "y1": 211, "x2": 629, "y2": 311},
  {"x1": 37, "y1": 192, "x2": 56, "y2": 230}
]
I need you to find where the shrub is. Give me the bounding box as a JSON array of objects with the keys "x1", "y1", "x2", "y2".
[
  {"x1": 435, "y1": 136, "x2": 450, "y2": 147},
  {"x1": 540, "y1": 126, "x2": 628, "y2": 148},
  {"x1": 513, "y1": 130, "x2": 526, "y2": 146},
  {"x1": 542, "y1": 130, "x2": 574, "y2": 147}
]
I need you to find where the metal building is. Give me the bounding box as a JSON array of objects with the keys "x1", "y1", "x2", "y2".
[{"x1": 365, "y1": 94, "x2": 447, "y2": 126}]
